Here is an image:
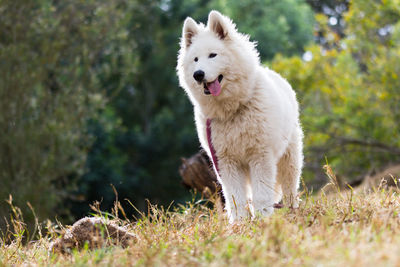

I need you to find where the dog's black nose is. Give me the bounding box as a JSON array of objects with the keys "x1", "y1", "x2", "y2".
[{"x1": 193, "y1": 70, "x2": 205, "y2": 82}]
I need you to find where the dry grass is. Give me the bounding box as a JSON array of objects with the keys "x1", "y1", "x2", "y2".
[{"x1": 2, "y1": 179, "x2": 400, "y2": 266}]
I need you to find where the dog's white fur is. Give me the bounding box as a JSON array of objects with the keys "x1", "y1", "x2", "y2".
[{"x1": 177, "y1": 11, "x2": 303, "y2": 222}]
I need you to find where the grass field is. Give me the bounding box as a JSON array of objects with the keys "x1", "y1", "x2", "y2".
[{"x1": 2, "y1": 179, "x2": 400, "y2": 266}]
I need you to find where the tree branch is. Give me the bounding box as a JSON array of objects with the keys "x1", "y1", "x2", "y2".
[{"x1": 335, "y1": 137, "x2": 400, "y2": 155}]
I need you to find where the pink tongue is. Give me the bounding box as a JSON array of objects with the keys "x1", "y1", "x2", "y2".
[{"x1": 208, "y1": 79, "x2": 221, "y2": 96}]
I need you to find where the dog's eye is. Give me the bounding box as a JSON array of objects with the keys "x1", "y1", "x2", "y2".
[
  {"x1": 194, "y1": 57, "x2": 198, "y2": 62},
  {"x1": 209, "y1": 53, "x2": 217, "y2": 58}
]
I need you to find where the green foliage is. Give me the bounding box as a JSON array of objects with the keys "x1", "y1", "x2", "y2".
[
  {"x1": 70, "y1": 0, "x2": 200, "y2": 216},
  {"x1": 224, "y1": 0, "x2": 314, "y2": 59},
  {"x1": 0, "y1": 0, "x2": 124, "y2": 224},
  {"x1": 271, "y1": 0, "x2": 400, "y2": 186}
]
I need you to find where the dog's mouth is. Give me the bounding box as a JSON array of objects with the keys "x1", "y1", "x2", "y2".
[{"x1": 204, "y1": 74, "x2": 223, "y2": 96}]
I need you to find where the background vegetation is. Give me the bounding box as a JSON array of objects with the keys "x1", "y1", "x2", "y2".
[{"x1": 1, "y1": 0, "x2": 399, "y2": 230}]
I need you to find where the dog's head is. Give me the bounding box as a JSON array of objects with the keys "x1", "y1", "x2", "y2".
[{"x1": 177, "y1": 11, "x2": 260, "y2": 113}]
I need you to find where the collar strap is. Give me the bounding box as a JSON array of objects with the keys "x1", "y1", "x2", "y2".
[{"x1": 206, "y1": 118, "x2": 220, "y2": 174}]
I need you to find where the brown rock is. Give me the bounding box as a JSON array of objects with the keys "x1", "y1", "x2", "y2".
[{"x1": 49, "y1": 217, "x2": 136, "y2": 253}]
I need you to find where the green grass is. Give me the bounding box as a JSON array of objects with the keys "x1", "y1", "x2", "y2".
[{"x1": 2, "y1": 185, "x2": 400, "y2": 266}]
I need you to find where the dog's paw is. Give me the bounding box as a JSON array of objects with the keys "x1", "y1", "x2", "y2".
[
  {"x1": 253, "y1": 206, "x2": 274, "y2": 218},
  {"x1": 289, "y1": 197, "x2": 300, "y2": 209}
]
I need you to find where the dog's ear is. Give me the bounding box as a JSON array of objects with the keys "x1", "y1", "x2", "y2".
[
  {"x1": 182, "y1": 17, "x2": 198, "y2": 48},
  {"x1": 208, "y1": 10, "x2": 230, "y2": 40}
]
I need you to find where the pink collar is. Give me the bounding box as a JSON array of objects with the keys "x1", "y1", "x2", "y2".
[{"x1": 206, "y1": 119, "x2": 219, "y2": 174}]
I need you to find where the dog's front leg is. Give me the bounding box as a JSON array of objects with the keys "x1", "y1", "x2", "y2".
[
  {"x1": 249, "y1": 154, "x2": 277, "y2": 217},
  {"x1": 218, "y1": 159, "x2": 250, "y2": 223}
]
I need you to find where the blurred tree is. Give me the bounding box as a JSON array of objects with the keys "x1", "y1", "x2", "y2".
[
  {"x1": 223, "y1": 0, "x2": 314, "y2": 60},
  {"x1": 306, "y1": 0, "x2": 349, "y2": 48},
  {"x1": 0, "y1": 0, "x2": 125, "y2": 226},
  {"x1": 271, "y1": 0, "x2": 400, "y2": 188},
  {"x1": 70, "y1": 0, "x2": 201, "y2": 216}
]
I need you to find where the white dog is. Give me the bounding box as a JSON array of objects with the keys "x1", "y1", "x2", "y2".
[{"x1": 177, "y1": 11, "x2": 303, "y2": 222}]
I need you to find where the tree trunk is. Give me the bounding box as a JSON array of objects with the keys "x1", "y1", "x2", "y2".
[{"x1": 179, "y1": 151, "x2": 224, "y2": 207}]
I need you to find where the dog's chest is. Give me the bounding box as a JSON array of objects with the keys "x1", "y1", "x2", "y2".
[{"x1": 209, "y1": 112, "x2": 263, "y2": 160}]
